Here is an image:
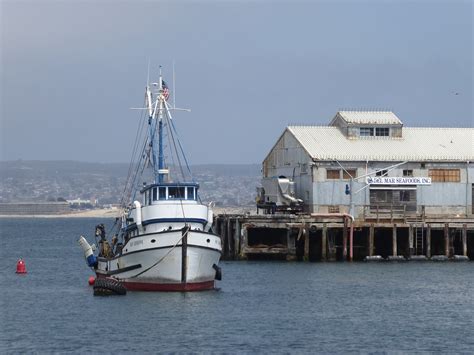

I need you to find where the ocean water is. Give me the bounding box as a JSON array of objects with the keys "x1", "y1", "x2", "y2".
[{"x1": 0, "y1": 218, "x2": 473, "y2": 353}]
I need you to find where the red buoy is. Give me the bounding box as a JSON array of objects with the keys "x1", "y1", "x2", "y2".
[
  {"x1": 16, "y1": 258, "x2": 27, "y2": 274},
  {"x1": 88, "y1": 276, "x2": 96, "y2": 286}
]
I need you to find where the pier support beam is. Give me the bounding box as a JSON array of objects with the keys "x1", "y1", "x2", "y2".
[
  {"x1": 303, "y1": 226, "x2": 310, "y2": 261},
  {"x1": 239, "y1": 226, "x2": 248, "y2": 260},
  {"x1": 392, "y1": 224, "x2": 397, "y2": 256},
  {"x1": 227, "y1": 218, "x2": 232, "y2": 258},
  {"x1": 462, "y1": 224, "x2": 467, "y2": 257},
  {"x1": 327, "y1": 224, "x2": 336, "y2": 261},
  {"x1": 426, "y1": 224, "x2": 431, "y2": 258},
  {"x1": 287, "y1": 228, "x2": 297, "y2": 261},
  {"x1": 321, "y1": 223, "x2": 327, "y2": 261},
  {"x1": 444, "y1": 223, "x2": 450, "y2": 257},
  {"x1": 408, "y1": 224, "x2": 414, "y2": 257},
  {"x1": 342, "y1": 219, "x2": 348, "y2": 261},
  {"x1": 369, "y1": 224, "x2": 375, "y2": 257},
  {"x1": 234, "y1": 218, "x2": 240, "y2": 260}
]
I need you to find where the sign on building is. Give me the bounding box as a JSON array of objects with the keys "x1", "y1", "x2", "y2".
[{"x1": 366, "y1": 177, "x2": 431, "y2": 185}]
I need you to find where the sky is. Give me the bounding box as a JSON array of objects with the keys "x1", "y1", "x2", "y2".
[{"x1": 1, "y1": 0, "x2": 472, "y2": 164}]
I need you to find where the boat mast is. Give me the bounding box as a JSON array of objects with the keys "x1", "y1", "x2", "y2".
[
  {"x1": 145, "y1": 66, "x2": 167, "y2": 185},
  {"x1": 158, "y1": 68, "x2": 165, "y2": 184}
]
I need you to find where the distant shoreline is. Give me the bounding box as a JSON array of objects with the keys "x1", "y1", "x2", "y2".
[
  {"x1": 0, "y1": 208, "x2": 121, "y2": 219},
  {"x1": 0, "y1": 206, "x2": 255, "y2": 218}
]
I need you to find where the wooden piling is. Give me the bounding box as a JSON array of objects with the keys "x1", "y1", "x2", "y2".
[
  {"x1": 240, "y1": 225, "x2": 248, "y2": 260},
  {"x1": 304, "y1": 226, "x2": 310, "y2": 261},
  {"x1": 286, "y1": 228, "x2": 297, "y2": 261},
  {"x1": 444, "y1": 223, "x2": 449, "y2": 257},
  {"x1": 462, "y1": 224, "x2": 467, "y2": 257},
  {"x1": 227, "y1": 218, "x2": 233, "y2": 258},
  {"x1": 408, "y1": 224, "x2": 414, "y2": 257},
  {"x1": 392, "y1": 224, "x2": 397, "y2": 256},
  {"x1": 234, "y1": 218, "x2": 240, "y2": 259},
  {"x1": 342, "y1": 218, "x2": 348, "y2": 261},
  {"x1": 426, "y1": 224, "x2": 431, "y2": 258},
  {"x1": 369, "y1": 224, "x2": 374, "y2": 257},
  {"x1": 321, "y1": 223, "x2": 327, "y2": 261}
]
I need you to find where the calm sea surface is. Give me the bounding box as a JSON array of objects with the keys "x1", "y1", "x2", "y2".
[{"x1": 0, "y1": 218, "x2": 473, "y2": 353}]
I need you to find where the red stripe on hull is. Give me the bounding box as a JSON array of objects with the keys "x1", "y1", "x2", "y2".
[{"x1": 122, "y1": 280, "x2": 215, "y2": 292}]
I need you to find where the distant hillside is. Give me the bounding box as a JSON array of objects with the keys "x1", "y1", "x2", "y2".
[
  {"x1": 0, "y1": 160, "x2": 261, "y2": 206},
  {"x1": 0, "y1": 160, "x2": 260, "y2": 178}
]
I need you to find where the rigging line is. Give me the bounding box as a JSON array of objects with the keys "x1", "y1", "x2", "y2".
[
  {"x1": 126, "y1": 228, "x2": 190, "y2": 279},
  {"x1": 121, "y1": 99, "x2": 147, "y2": 206},
  {"x1": 123, "y1": 96, "x2": 146, "y2": 188},
  {"x1": 163, "y1": 117, "x2": 179, "y2": 181},
  {"x1": 130, "y1": 140, "x2": 149, "y2": 203},
  {"x1": 125, "y1": 135, "x2": 149, "y2": 205},
  {"x1": 163, "y1": 106, "x2": 185, "y2": 180},
  {"x1": 126, "y1": 103, "x2": 148, "y2": 190},
  {"x1": 164, "y1": 100, "x2": 194, "y2": 181}
]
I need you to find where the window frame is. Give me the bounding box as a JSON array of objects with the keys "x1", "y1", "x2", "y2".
[
  {"x1": 375, "y1": 127, "x2": 390, "y2": 136},
  {"x1": 360, "y1": 127, "x2": 374, "y2": 136},
  {"x1": 342, "y1": 169, "x2": 357, "y2": 180},
  {"x1": 428, "y1": 169, "x2": 461, "y2": 182},
  {"x1": 326, "y1": 169, "x2": 341, "y2": 180}
]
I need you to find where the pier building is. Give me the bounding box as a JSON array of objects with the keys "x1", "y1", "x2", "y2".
[{"x1": 216, "y1": 111, "x2": 474, "y2": 261}]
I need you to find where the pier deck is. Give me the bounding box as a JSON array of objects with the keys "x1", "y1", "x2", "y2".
[{"x1": 214, "y1": 214, "x2": 474, "y2": 261}]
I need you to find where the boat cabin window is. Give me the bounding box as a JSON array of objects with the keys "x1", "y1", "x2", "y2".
[
  {"x1": 168, "y1": 186, "x2": 185, "y2": 199},
  {"x1": 143, "y1": 191, "x2": 147, "y2": 205},
  {"x1": 152, "y1": 188, "x2": 158, "y2": 201},
  {"x1": 186, "y1": 187, "x2": 195, "y2": 200},
  {"x1": 159, "y1": 187, "x2": 166, "y2": 200}
]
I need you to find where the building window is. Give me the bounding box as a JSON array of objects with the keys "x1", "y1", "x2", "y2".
[
  {"x1": 360, "y1": 127, "x2": 374, "y2": 136},
  {"x1": 429, "y1": 169, "x2": 460, "y2": 182},
  {"x1": 403, "y1": 169, "x2": 413, "y2": 177},
  {"x1": 327, "y1": 169, "x2": 340, "y2": 179},
  {"x1": 375, "y1": 127, "x2": 389, "y2": 136},
  {"x1": 373, "y1": 190, "x2": 392, "y2": 203},
  {"x1": 399, "y1": 190, "x2": 411, "y2": 202},
  {"x1": 342, "y1": 169, "x2": 357, "y2": 179},
  {"x1": 376, "y1": 169, "x2": 388, "y2": 177}
]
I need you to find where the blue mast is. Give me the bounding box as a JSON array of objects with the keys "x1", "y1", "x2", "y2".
[
  {"x1": 146, "y1": 67, "x2": 166, "y2": 185},
  {"x1": 158, "y1": 119, "x2": 164, "y2": 183}
]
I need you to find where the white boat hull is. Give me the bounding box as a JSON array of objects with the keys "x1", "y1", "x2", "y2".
[{"x1": 96, "y1": 229, "x2": 222, "y2": 291}]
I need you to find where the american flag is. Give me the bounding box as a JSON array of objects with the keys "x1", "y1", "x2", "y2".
[{"x1": 162, "y1": 80, "x2": 170, "y2": 101}]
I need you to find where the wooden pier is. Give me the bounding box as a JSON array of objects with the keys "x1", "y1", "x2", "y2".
[{"x1": 214, "y1": 213, "x2": 474, "y2": 261}]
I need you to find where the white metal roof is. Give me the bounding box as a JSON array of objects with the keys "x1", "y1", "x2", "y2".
[
  {"x1": 288, "y1": 126, "x2": 474, "y2": 161},
  {"x1": 332, "y1": 111, "x2": 403, "y2": 125}
]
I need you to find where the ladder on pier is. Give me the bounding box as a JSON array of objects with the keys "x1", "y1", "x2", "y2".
[{"x1": 415, "y1": 225, "x2": 424, "y2": 255}]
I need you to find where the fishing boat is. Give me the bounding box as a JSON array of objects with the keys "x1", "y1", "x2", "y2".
[{"x1": 78, "y1": 68, "x2": 222, "y2": 291}]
